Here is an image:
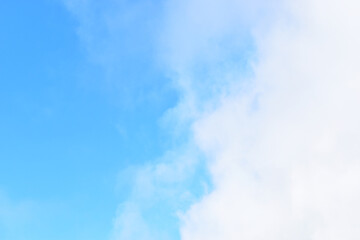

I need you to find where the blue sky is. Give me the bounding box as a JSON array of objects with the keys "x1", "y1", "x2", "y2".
[
  {"x1": 0, "y1": 0, "x2": 180, "y2": 239},
  {"x1": 3, "y1": 0, "x2": 360, "y2": 240},
  {"x1": 2, "y1": 0, "x2": 258, "y2": 238}
]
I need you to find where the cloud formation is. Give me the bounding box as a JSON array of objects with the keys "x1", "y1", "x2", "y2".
[
  {"x1": 73, "y1": 0, "x2": 360, "y2": 239},
  {"x1": 169, "y1": 0, "x2": 360, "y2": 239}
]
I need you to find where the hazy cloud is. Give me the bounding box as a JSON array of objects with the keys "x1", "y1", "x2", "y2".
[
  {"x1": 174, "y1": 0, "x2": 360, "y2": 239},
  {"x1": 69, "y1": 0, "x2": 360, "y2": 239}
]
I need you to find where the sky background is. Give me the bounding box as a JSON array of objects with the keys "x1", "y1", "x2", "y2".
[
  {"x1": 2, "y1": 0, "x2": 360, "y2": 239},
  {"x1": 1, "y1": 0, "x2": 179, "y2": 239}
]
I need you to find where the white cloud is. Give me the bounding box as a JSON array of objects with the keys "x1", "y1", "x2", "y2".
[
  {"x1": 66, "y1": 0, "x2": 360, "y2": 239},
  {"x1": 164, "y1": 0, "x2": 360, "y2": 239}
]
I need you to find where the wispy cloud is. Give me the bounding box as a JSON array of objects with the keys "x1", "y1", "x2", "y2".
[
  {"x1": 65, "y1": 0, "x2": 360, "y2": 239},
  {"x1": 63, "y1": 0, "x2": 169, "y2": 107},
  {"x1": 0, "y1": 191, "x2": 38, "y2": 238},
  {"x1": 111, "y1": 145, "x2": 209, "y2": 239}
]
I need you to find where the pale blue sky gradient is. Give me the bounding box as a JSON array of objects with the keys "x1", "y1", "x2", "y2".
[
  {"x1": 0, "y1": 0, "x2": 261, "y2": 239},
  {"x1": 0, "y1": 0, "x2": 180, "y2": 239}
]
